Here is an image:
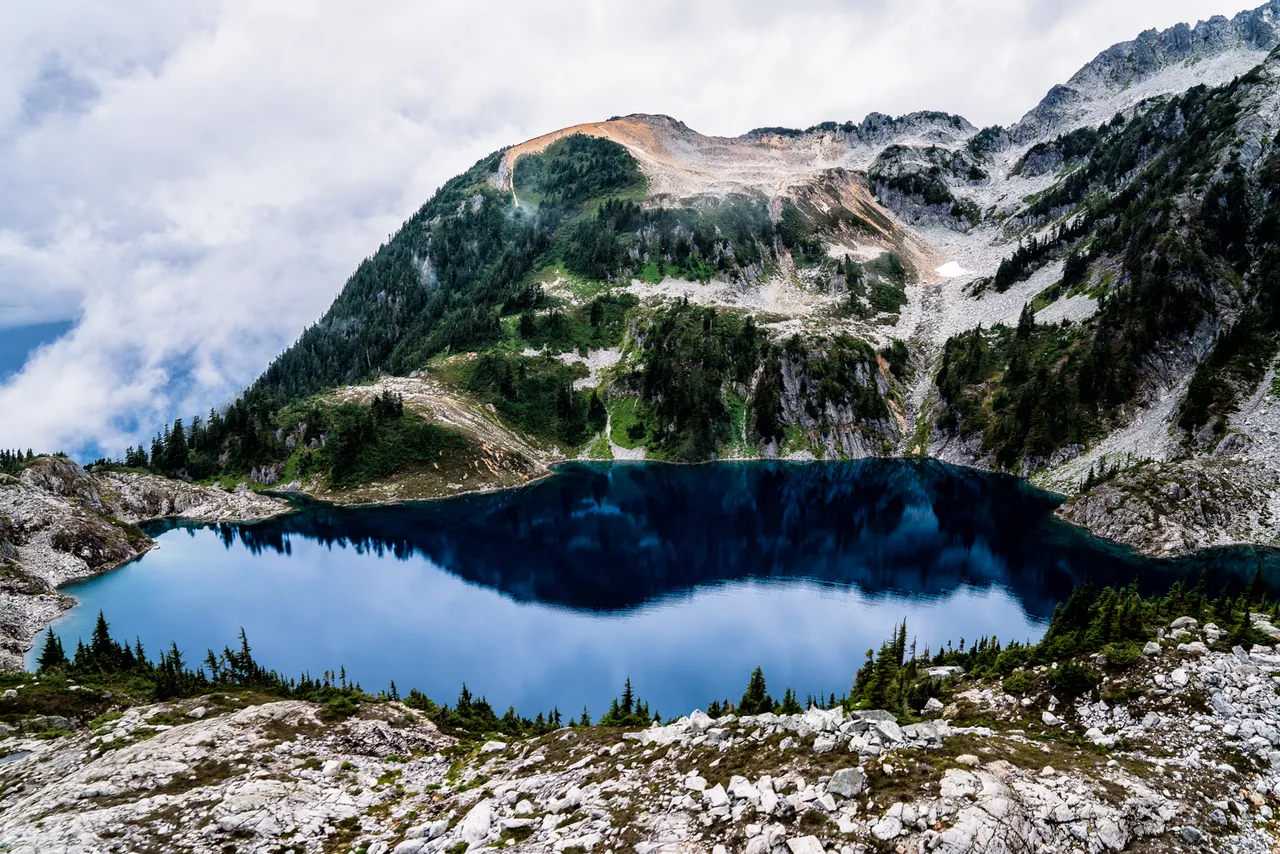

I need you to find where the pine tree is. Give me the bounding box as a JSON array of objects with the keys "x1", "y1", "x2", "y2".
[
  {"x1": 621, "y1": 677, "x2": 634, "y2": 717},
  {"x1": 36, "y1": 629, "x2": 66, "y2": 671},
  {"x1": 1246, "y1": 564, "x2": 1267, "y2": 607},
  {"x1": 90, "y1": 611, "x2": 116, "y2": 669},
  {"x1": 739, "y1": 666, "x2": 773, "y2": 715},
  {"x1": 579, "y1": 706, "x2": 591, "y2": 727}
]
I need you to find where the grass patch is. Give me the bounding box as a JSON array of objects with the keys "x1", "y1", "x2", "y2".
[{"x1": 608, "y1": 397, "x2": 650, "y2": 449}]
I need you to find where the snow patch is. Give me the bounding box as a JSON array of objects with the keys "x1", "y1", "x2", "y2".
[{"x1": 934, "y1": 262, "x2": 969, "y2": 278}]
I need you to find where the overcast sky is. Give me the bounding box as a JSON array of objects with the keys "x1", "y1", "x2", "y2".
[{"x1": 0, "y1": 0, "x2": 1259, "y2": 457}]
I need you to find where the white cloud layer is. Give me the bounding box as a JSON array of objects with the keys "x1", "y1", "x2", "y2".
[{"x1": 0, "y1": 0, "x2": 1256, "y2": 455}]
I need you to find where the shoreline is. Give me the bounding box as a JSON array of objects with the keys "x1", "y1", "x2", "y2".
[{"x1": 9, "y1": 455, "x2": 1279, "y2": 674}]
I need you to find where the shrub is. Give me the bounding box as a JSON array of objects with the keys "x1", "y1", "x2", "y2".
[
  {"x1": 1001, "y1": 671, "x2": 1034, "y2": 695},
  {"x1": 1101, "y1": 642, "x2": 1142, "y2": 669},
  {"x1": 1046, "y1": 661, "x2": 1100, "y2": 697},
  {"x1": 995, "y1": 646, "x2": 1030, "y2": 673},
  {"x1": 325, "y1": 696, "x2": 360, "y2": 719}
]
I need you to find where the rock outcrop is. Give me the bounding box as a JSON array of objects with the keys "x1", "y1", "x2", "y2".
[
  {"x1": 4, "y1": 619, "x2": 1280, "y2": 851},
  {"x1": 1056, "y1": 456, "x2": 1280, "y2": 557}
]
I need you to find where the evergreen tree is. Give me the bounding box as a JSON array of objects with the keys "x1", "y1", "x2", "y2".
[
  {"x1": 738, "y1": 666, "x2": 774, "y2": 715},
  {"x1": 36, "y1": 629, "x2": 66, "y2": 671},
  {"x1": 1247, "y1": 565, "x2": 1267, "y2": 607},
  {"x1": 621, "y1": 676, "x2": 634, "y2": 717}
]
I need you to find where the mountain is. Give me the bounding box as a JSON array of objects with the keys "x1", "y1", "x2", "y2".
[{"x1": 125, "y1": 2, "x2": 1280, "y2": 556}]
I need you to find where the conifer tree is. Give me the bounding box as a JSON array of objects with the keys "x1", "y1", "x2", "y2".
[
  {"x1": 36, "y1": 629, "x2": 66, "y2": 671},
  {"x1": 1247, "y1": 565, "x2": 1267, "y2": 606},
  {"x1": 739, "y1": 666, "x2": 773, "y2": 715},
  {"x1": 621, "y1": 677, "x2": 634, "y2": 717}
]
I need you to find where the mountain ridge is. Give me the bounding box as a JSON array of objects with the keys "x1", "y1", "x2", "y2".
[{"x1": 91, "y1": 1, "x2": 1280, "y2": 560}]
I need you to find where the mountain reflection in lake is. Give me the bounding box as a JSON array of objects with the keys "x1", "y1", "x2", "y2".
[{"x1": 41, "y1": 460, "x2": 1279, "y2": 715}]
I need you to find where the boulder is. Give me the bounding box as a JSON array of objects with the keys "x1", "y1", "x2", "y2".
[
  {"x1": 1170, "y1": 616, "x2": 1199, "y2": 630},
  {"x1": 827, "y1": 767, "x2": 867, "y2": 799},
  {"x1": 871, "y1": 815, "x2": 904, "y2": 840},
  {"x1": 459, "y1": 799, "x2": 492, "y2": 845},
  {"x1": 1142, "y1": 641, "x2": 1162, "y2": 656},
  {"x1": 785, "y1": 836, "x2": 825, "y2": 854}
]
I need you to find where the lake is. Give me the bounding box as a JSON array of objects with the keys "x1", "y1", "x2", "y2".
[{"x1": 34, "y1": 460, "x2": 1280, "y2": 717}]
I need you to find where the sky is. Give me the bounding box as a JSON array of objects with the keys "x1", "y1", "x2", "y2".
[{"x1": 0, "y1": 0, "x2": 1261, "y2": 458}]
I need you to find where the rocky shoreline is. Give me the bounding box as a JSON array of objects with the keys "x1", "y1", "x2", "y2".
[
  {"x1": 1055, "y1": 456, "x2": 1280, "y2": 559},
  {"x1": 0, "y1": 456, "x2": 288, "y2": 671},
  {"x1": 2, "y1": 450, "x2": 1279, "y2": 679},
  {"x1": 3, "y1": 616, "x2": 1280, "y2": 851}
]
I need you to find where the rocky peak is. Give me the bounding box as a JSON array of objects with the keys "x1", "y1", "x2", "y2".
[{"x1": 1011, "y1": 1, "x2": 1280, "y2": 142}]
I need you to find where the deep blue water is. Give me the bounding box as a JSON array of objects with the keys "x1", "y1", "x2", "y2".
[{"x1": 35, "y1": 460, "x2": 1280, "y2": 716}]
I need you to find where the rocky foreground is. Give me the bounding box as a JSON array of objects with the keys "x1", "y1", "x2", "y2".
[
  {"x1": 4, "y1": 618, "x2": 1280, "y2": 852},
  {"x1": 0, "y1": 456, "x2": 287, "y2": 670}
]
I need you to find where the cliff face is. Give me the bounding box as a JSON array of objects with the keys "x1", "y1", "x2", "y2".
[{"x1": 0, "y1": 457, "x2": 287, "y2": 671}]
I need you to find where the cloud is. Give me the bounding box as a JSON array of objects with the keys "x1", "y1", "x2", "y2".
[{"x1": 0, "y1": 0, "x2": 1256, "y2": 455}]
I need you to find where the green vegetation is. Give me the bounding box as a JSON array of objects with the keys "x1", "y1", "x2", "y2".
[
  {"x1": 936, "y1": 74, "x2": 1279, "y2": 468},
  {"x1": 841, "y1": 570, "x2": 1275, "y2": 716},
  {"x1": 321, "y1": 392, "x2": 468, "y2": 488},
  {"x1": 16, "y1": 569, "x2": 1277, "y2": 750},
  {"x1": 937, "y1": 306, "x2": 1097, "y2": 466},
  {"x1": 632, "y1": 301, "x2": 763, "y2": 460},
  {"x1": 0, "y1": 449, "x2": 40, "y2": 476},
  {"x1": 513, "y1": 133, "x2": 645, "y2": 207},
  {"x1": 561, "y1": 195, "x2": 773, "y2": 282},
  {"x1": 466, "y1": 354, "x2": 603, "y2": 447}
]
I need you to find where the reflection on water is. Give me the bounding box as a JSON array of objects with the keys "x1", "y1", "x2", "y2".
[{"x1": 42, "y1": 460, "x2": 1280, "y2": 715}]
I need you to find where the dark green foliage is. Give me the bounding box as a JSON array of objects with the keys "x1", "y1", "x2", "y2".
[
  {"x1": 1100, "y1": 642, "x2": 1142, "y2": 669},
  {"x1": 942, "y1": 80, "x2": 1272, "y2": 467},
  {"x1": 636, "y1": 301, "x2": 762, "y2": 459},
  {"x1": 562, "y1": 196, "x2": 772, "y2": 282},
  {"x1": 967, "y1": 126, "x2": 1006, "y2": 158},
  {"x1": 843, "y1": 572, "x2": 1280, "y2": 714},
  {"x1": 874, "y1": 169, "x2": 955, "y2": 207},
  {"x1": 1061, "y1": 251, "x2": 1089, "y2": 290},
  {"x1": 1014, "y1": 124, "x2": 1109, "y2": 176},
  {"x1": 516, "y1": 293, "x2": 638, "y2": 353},
  {"x1": 36, "y1": 629, "x2": 66, "y2": 671},
  {"x1": 738, "y1": 666, "x2": 774, "y2": 715},
  {"x1": 597, "y1": 677, "x2": 657, "y2": 727},
  {"x1": 1177, "y1": 312, "x2": 1279, "y2": 435},
  {"x1": 1046, "y1": 661, "x2": 1100, "y2": 697},
  {"x1": 1000, "y1": 671, "x2": 1034, "y2": 694},
  {"x1": 936, "y1": 320, "x2": 1098, "y2": 466},
  {"x1": 879, "y1": 340, "x2": 911, "y2": 382},
  {"x1": 751, "y1": 352, "x2": 785, "y2": 444},
  {"x1": 0, "y1": 448, "x2": 39, "y2": 475},
  {"x1": 801, "y1": 335, "x2": 890, "y2": 422},
  {"x1": 777, "y1": 201, "x2": 825, "y2": 265},
  {"x1": 324, "y1": 395, "x2": 467, "y2": 488},
  {"x1": 467, "y1": 353, "x2": 592, "y2": 446},
  {"x1": 513, "y1": 135, "x2": 645, "y2": 207}
]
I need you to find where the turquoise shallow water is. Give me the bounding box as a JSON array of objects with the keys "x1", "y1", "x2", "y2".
[{"x1": 36, "y1": 460, "x2": 1280, "y2": 716}]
